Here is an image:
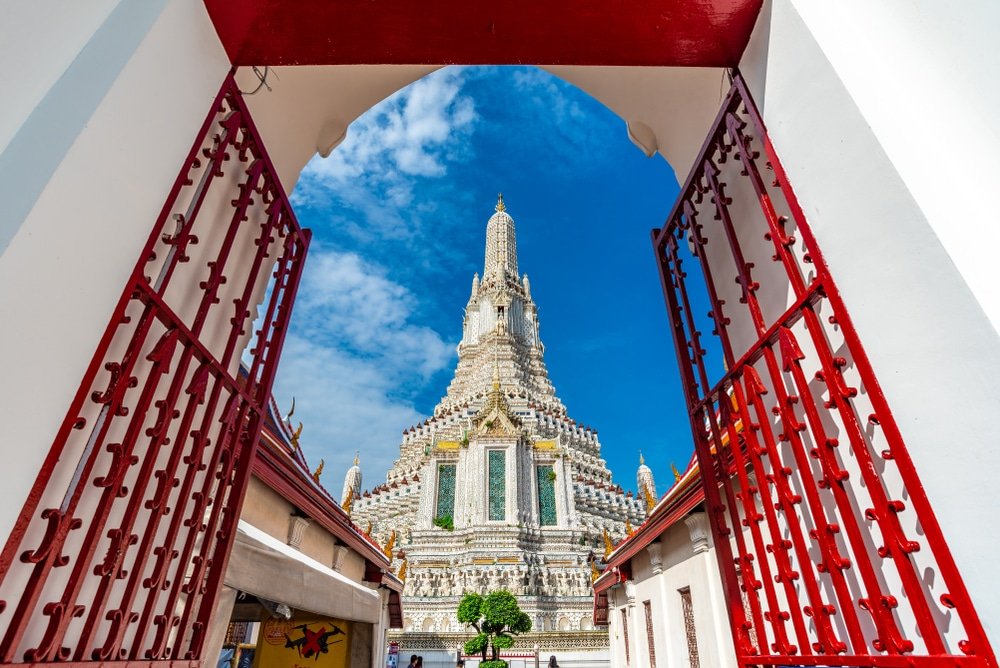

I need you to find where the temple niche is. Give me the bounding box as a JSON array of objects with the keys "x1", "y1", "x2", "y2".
[{"x1": 346, "y1": 196, "x2": 646, "y2": 656}]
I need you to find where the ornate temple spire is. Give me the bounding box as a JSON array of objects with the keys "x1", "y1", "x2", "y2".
[
  {"x1": 484, "y1": 192, "x2": 518, "y2": 281},
  {"x1": 637, "y1": 451, "x2": 657, "y2": 511},
  {"x1": 443, "y1": 195, "x2": 558, "y2": 409},
  {"x1": 342, "y1": 451, "x2": 362, "y2": 507}
]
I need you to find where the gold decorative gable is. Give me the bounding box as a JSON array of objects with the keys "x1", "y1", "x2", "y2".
[{"x1": 472, "y1": 385, "x2": 520, "y2": 437}]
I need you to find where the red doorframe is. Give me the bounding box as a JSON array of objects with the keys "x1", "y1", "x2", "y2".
[
  {"x1": 652, "y1": 72, "x2": 996, "y2": 668},
  {"x1": 202, "y1": 0, "x2": 762, "y2": 67}
]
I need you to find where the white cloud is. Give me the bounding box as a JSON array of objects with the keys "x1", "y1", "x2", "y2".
[
  {"x1": 272, "y1": 246, "x2": 456, "y2": 488},
  {"x1": 272, "y1": 335, "x2": 425, "y2": 490},
  {"x1": 274, "y1": 68, "x2": 479, "y2": 491},
  {"x1": 293, "y1": 67, "x2": 478, "y2": 216}
]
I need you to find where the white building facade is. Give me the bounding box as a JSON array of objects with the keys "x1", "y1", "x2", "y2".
[{"x1": 595, "y1": 467, "x2": 734, "y2": 668}]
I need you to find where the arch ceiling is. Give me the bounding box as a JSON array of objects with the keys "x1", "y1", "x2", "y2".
[{"x1": 221, "y1": 1, "x2": 766, "y2": 191}]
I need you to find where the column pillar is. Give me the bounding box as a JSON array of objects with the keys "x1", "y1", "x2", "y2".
[
  {"x1": 417, "y1": 460, "x2": 437, "y2": 528},
  {"x1": 625, "y1": 580, "x2": 638, "y2": 666},
  {"x1": 647, "y1": 541, "x2": 678, "y2": 667},
  {"x1": 685, "y1": 511, "x2": 732, "y2": 665},
  {"x1": 199, "y1": 585, "x2": 238, "y2": 668}
]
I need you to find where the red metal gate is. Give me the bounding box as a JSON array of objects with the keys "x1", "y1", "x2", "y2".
[
  {"x1": 0, "y1": 73, "x2": 309, "y2": 664},
  {"x1": 653, "y1": 72, "x2": 996, "y2": 668}
]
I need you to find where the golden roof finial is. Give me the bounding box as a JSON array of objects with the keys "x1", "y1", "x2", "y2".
[
  {"x1": 643, "y1": 484, "x2": 657, "y2": 512},
  {"x1": 290, "y1": 422, "x2": 303, "y2": 450},
  {"x1": 398, "y1": 559, "x2": 408, "y2": 582},
  {"x1": 383, "y1": 530, "x2": 397, "y2": 560},
  {"x1": 342, "y1": 486, "x2": 354, "y2": 513},
  {"x1": 602, "y1": 527, "x2": 614, "y2": 559},
  {"x1": 495, "y1": 192, "x2": 506, "y2": 213},
  {"x1": 671, "y1": 462, "x2": 682, "y2": 482},
  {"x1": 353, "y1": 450, "x2": 360, "y2": 467},
  {"x1": 312, "y1": 458, "x2": 324, "y2": 483},
  {"x1": 625, "y1": 519, "x2": 634, "y2": 536},
  {"x1": 590, "y1": 560, "x2": 601, "y2": 583},
  {"x1": 364, "y1": 521, "x2": 373, "y2": 536}
]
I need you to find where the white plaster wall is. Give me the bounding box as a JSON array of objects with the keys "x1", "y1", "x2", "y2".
[
  {"x1": 789, "y1": 1, "x2": 1000, "y2": 336},
  {"x1": 741, "y1": 0, "x2": 1000, "y2": 647},
  {"x1": 0, "y1": 0, "x2": 120, "y2": 152},
  {"x1": 0, "y1": 0, "x2": 230, "y2": 545}
]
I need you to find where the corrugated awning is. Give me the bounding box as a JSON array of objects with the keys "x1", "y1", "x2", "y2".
[{"x1": 226, "y1": 520, "x2": 381, "y2": 624}]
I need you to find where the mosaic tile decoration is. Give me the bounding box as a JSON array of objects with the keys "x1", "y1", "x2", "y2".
[
  {"x1": 436, "y1": 463, "x2": 456, "y2": 520},
  {"x1": 489, "y1": 450, "x2": 506, "y2": 521},
  {"x1": 536, "y1": 465, "x2": 557, "y2": 526}
]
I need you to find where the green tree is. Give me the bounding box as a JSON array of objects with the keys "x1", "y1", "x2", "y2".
[{"x1": 457, "y1": 590, "x2": 532, "y2": 667}]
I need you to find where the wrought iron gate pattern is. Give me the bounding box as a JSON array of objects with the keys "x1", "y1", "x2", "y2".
[
  {"x1": 0, "y1": 73, "x2": 310, "y2": 665},
  {"x1": 652, "y1": 73, "x2": 995, "y2": 668}
]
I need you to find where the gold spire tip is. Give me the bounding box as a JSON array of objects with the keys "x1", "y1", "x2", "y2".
[
  {"x1": 495, "y1": 192, "x2": 506, "y2": 213},
  {"x1": 354, "y1": 450, "x2": 360, "y2": 467},
  {"x1": 639, "y1": 450, "x2": 645, "y2": 466}
]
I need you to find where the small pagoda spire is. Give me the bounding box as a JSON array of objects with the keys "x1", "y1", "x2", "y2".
[
  {"x1": 342, "y1": 452, "x2": 362, "y2": 507},
  {"x1": 484, "y1": 193, "x2": 518, "y2": 280},
  {"x1": 637, "y1": 452, "x2": 656, "y2": 512}
]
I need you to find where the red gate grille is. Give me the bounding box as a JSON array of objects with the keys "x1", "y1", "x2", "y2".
[
  {"x1": 0, "y1": 73, "x2": 310, "y2": 665},
  {"x1": 652, "y1": 72, "x2": 995, "y2": 668}
]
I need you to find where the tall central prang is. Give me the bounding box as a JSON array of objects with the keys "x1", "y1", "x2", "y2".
[{"x1": 346, "y1": 195, "x2": 648, "y2": 658}]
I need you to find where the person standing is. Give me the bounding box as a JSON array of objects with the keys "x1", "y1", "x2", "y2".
[
  {"x1": 548, "y1": 656, "x2": 559, "y2": 668},
  {"x1": 406, "y1": 655, "x2": 418, "y2": 668}
]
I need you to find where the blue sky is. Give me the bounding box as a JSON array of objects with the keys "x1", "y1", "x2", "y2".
[{"x1": 278, "y1": 66, "x2": 692, "y2": 496}]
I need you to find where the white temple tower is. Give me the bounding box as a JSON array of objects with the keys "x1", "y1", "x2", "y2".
[
  {"x1": 350, "y1": 196, "x2": 645, "y2": 658},
  {"x1": 341, "y1": 452, "x2": 362, "y2": 508},
  {"x1": 637, "y1": 452, "x2": 656, "y2": 510}
]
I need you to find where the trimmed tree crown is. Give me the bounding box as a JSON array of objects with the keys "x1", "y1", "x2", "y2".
[{"x1": 457, "y1": 590, "x2": 532, "y2": 665}]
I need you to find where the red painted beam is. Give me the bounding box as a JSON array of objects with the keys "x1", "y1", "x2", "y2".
[{"x1": 203, "y1": 0, "x2": 762, "y2": 67}]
